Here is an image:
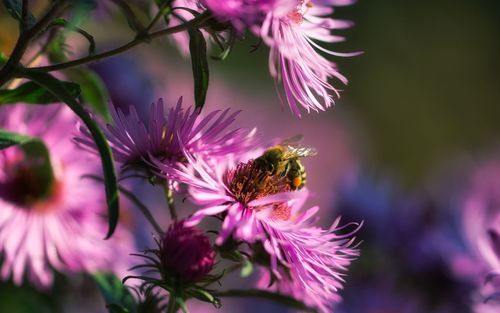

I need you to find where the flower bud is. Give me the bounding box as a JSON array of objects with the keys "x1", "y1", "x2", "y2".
[{"x1": 160, "y1": 223, "x2": 215, "y2": 284}]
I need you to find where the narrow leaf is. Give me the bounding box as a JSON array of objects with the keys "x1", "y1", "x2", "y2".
[
  {"x1": 240, "y1": 260, "x2": 253, "y2": 278},
  {"x1": 0, "y1": 128, "x2": 32, "y2": 149},
  {"x1": 66, "y1": 68, "x2": 112, "y2": 122},
  {"x1": 18, "y1": 69, "x2": 119, "y2": 239},
  {"x1": 175, "y1": 298, "x2": 189, "y2": 313},
  {"x1": 188, "y1": 28, "x2": 209, "y2": 110},
  {"x1": 93, "y1": 272, "x2": 137, "y2": 313},
  {"x1": 0, "y1": 81, "x2": 80, "y2": 105},
  {"x1": 189, "y1": 288, "x2": 215, "y2": 304}
]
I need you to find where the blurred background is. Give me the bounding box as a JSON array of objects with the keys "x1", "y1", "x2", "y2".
[{"x1": 1, "y1": 0, "x2": 500, "y2": 312}]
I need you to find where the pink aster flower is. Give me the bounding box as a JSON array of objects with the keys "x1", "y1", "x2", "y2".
[
  {"x1": 462, "y1": 160, "x2": 500, "y2": 310},
  {"x1": 156, "y1": 150, "x2": 360, "y2": 312},
  {"x1": 76, "y1": 97, "x2": 256, "y2": 178},
  {"x1": 0, "y1": 105, "x2": 134, "y2": 288},
  {"x1": 200, "y1": 0, "x2": 359, "y2": 118},
  {"x1": 260, "y1": 0, "x2": 360, "y2": 118},
  {"x1": 463, "y1": 160, "x2": 500, "y2": 273},
  {"x1": 201, "y1": 0, "x2": 286, "y2": 32}
]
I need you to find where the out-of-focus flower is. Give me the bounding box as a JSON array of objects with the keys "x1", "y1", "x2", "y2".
[
  {"x1": 200, "y1": 0, "x2": 359, "y2": 118},
  {"x1": 461, "y1": 160, "x2": 500, "y2": 311},
  {"x1": 0, "y1": 105, "x2": 133, "y2": 288},
  {"x1": 77, "y1": 97, "x2": 257, "y2": 179},
  {"x1": 336, "y1": 175, "x2": 475, "y2": 313},
  {"x1": 463, "y1": 160, "x2": 500, "y2": 271},
  {"x1": 158, "y1": 150, "x2": 360, "y2": 312},
  {"x1": 260, "y1": 0, "x2": 359, "y2": 118},
  {"x1": 201, "y1": 0, "x2": 286, "y2": 32}
]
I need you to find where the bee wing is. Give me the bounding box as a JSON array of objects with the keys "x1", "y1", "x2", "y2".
[
  {"x1": 284, "y1": 146, "x2": 317, "y2": 158},
  {"x1": 280, "y1": 134, "x2": 304, "y2": 147}
]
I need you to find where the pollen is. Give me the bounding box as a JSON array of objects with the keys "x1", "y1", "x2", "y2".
[
  {"x1": 292, "y1": 176, "x2": 302, "y2": 188},
  {"x1": 225, "y1": 160, "x2": 290, "y2": 206},
  {"x1": 271, "y1": 203, "x2": 292, "y2": 221},
  {"x1": 288, "y1": 0, "x2": 314, "y2": 24}
]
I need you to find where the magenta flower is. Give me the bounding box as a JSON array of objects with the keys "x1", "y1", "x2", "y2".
[
  {"x1": 463, "y1": 160, "x2": 500, "y2": 273},
  {"x1": 158, "y1": 151, "x2": 360, "y2": 312},
  {"x1": 200, "y1": 0, "x2": 359, "y2": 118},
  {"x1": 160, "y1": 222, "x2": 215, "y2": 283},
  {"x1": 260, "y1": 0, "x2": 360, "y2": 118},
  {"x1": 0, "y1": 105, "x2": 134, "y2": 288},
  {"x1": 201, "y1": 0, "x2": 285, "y2": 32},
  {"x1": 77, "y1": 97, "x2": 256, "y2": 178},
  {"x1": 461, "y1": 160, "x2": 500, "y2": 311}
]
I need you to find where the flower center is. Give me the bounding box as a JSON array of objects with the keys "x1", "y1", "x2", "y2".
[
  {"x1": 0, "y1": 156, "x2": 62, "y2": 211},
  {"x1": 225, "y1": 160, "x2": 290, "y2": 207},
  {"x1": 287, "y1": 0, "x2": 313, "y2": 24}
]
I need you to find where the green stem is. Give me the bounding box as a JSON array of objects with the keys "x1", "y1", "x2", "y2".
[
  {"x1": 163, "y1": 181, "x2": 177, "y2": 221},
  {"x1": 0, "y1": 0, "x2": 67, "y2": 87},
  {"x1": 144, "y1": 1, "x2": 171, "y2": 33},
  {"x1": 83, "y1": 174, "x2": 164, "y2": 235},
  {"x1": 166, "y1": 296, "x2": 178, "y2": 313},
  {"x1": 31, "y1": 12, "x2": 211, "y2": 72}
]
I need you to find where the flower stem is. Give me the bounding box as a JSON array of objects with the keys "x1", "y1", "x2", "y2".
[
  {"x1": 0, "y1": 0, "x2": 67, "y2": 87},
  {"x1": 163, "y1": 181, "x2": 178, "y2": 221},
  {"x1": 83, "y1": 175, "x2": 163, "y2": 235},
  {"x1": 118, "y1": 186, "x2": 164, "y2": 235},
  {"x1": 166, "y1": 296, "x2": 178, "y2": 313},
  {"x1": 31, "y1": 12, "x2": 211, "y2": 72}
]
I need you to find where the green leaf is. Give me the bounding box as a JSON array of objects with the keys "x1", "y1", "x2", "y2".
[
  {"x1": 0, "y1": 129, "x2": 55, "y2": 197},
  {"x1": 2, "y1": 0, "x2": 37, "y2": 28},
  {"x1": 0, "y1": 81, "x2": 81, "y2": 105},
  {"x1": 67, "y1": 0, "x2": 97, "y2": 28},
  {"x1": 175, "y1": 298, "x2": 189, "y2": 313},
  {"x1": 0, "y1": 128, "x2": 32, "y2": 149},
  {"x1": 188, "y1": 28, "x2": 209, "y2": 110},
  {"x1": 50, "y1": 18, "x2": 96, "y2": 56},
  {"x1": 0, "y1": 52, "x2": 7, "y2": 65},
  {"x1": 154, "y1": 0, "x2": 173, "y2": 25},
  {"x1": 240, "y1": 260, "x2": 253, "y2": 278},
  {"x1": 17, "y1": 69, "x2": 119, "y2": 239},
  {"x1": 213, "y1": 289, "x2": 318, "y2": 313},
  {"x1": 92, "y1": 272, "x2": 137, "y2": 313},
  {"x1": 47, "y1": 31, "x2": 70, "y2": 64},
  {"x1": 66, "y1": 68, "x2": 112, "y2": 122},
  {"x1": 188, "y1": 288, "x2": 215, "y2": 304}
]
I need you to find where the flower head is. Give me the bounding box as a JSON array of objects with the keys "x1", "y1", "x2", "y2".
[
  {"x1": 77, "y1": 97, "x2": 256, "y2": 179},
  {"x1": 0, "y1": 105, "x2": 133, "y2": 288},
  {"x1": 160, "y1": 223, "x2": 215, "y2": 283},
  {"x1": 201, "y1": 0, "x2": 284, "y2": 32},
  {"x1": 461, "y1": 160, "x2": 500, "y2": 311},
  {"x1": 200, "y1": 0, "x2": 359, "y2": 118},
  {"x1": 160, "y1": 147, "x2": 360, "y2": 312},
  {"x1": 259, "y1": 0, "x2": 360, "y2": 118}
]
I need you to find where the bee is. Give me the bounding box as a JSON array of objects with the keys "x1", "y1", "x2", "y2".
[{"x1": 254, "y1": 136, "x2": 316, "y2": 190}]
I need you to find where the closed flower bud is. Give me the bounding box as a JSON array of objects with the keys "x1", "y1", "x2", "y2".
[{"x1": 160, "y1": 223, "x2": 215, "y2": 284}]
